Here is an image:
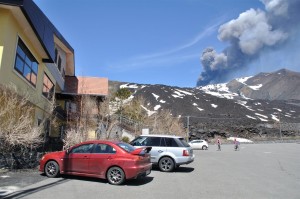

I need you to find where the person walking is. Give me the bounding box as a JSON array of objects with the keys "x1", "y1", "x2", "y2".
[
  {"x1": 234, "y1": 138, "x2": 240, "y2": 151},
  {"x1": 217, "y1": 139, "x2": 221, "y2": 151}
]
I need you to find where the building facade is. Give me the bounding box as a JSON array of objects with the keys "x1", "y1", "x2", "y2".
[{"x1": 0, "y1": 0, "x2": 108, "y2": 145}]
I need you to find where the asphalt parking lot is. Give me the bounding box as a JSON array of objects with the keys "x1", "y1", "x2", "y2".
[{"x1": 1, "y1": 143, "x2": 300, "y2": 199}]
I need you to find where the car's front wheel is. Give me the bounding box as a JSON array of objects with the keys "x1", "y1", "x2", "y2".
[
  {"x1": 159, "y1": 157, "x2": 175, "y2": 172},
  {"x1": 45, "y1": 161, "x2": 60, "y2": 178},
  {"x1": 202, "y1": 145, "x2": 208, "y2": 150},
  {"x1": 107, "y1": 167, "x2": 125, "y2": 185}
]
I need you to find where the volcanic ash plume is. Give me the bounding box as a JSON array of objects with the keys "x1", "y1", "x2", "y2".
[{"x1": 197, "y1": 0, "x2": 300, "y2": 86}]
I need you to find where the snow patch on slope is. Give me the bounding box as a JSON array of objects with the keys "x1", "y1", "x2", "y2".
[
  {"x1": 197, "y1": 107, "x2": 204, "y2": 111},
  {"x1": 227, "y1": 137, "x2": 253, "y2": 143},
  {"x1": 237, "y1": 100, "x2": 255, "y2": 111},
  {"x1": 211, "y1": 104, "x2": 218, "y2": 108},
  {"x1": 175, "y1": 89, "x2": 193, "y2": 95},
  {"x1": 120, "y1": 84, "x2": 138, "y2": 89},
  {"x1": 249, "y1": 84, "x2": 262, "y2": 90},
  {"x1": 236, "y1": 76, "x2": 252, "y2": 84},
  {"x1": 271, "y1": 114, "x2": 279, "y2": 121},
  {"x1": 198, "y1": 83, "x2": 238, "y2": 99},
  {"x1": 246, "y1": 115, "x2": 256, "y2": 120},
  {"x1": 154, "y1": 105, "x2": 161, "y2": 111},
  {"x1": 152, "y1": 93, "x2": 159, "y2": 100},
  {"x1": 141, "y1": 105, "x2": 156, "y2": 116}
]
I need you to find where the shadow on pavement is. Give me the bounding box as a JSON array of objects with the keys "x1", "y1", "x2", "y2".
[
  {"x1": 61, "y1": 174, "x2": 154, "y2": 186},
  {"x1": 2, "y1": 178, "x2": 69, "y2": 199},
  {"x1": 175, "y1": 167, "x2": 195, "y2": 173},
  {"x1": 151, "y1": 166, "x2": 194, "y2": 173}
]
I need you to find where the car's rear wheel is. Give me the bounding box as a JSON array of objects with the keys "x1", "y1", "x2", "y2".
[
  {"x1": 45, "y1": 161, "x2": 60, "y2": 178},
  {"x1": 159, "y1": 157, "x2": 174, "y2": 172},
  {"x1": 202, "y1": 145, "x2": 208, "y2": 150},
  {"x1": 107, "y1": 167, "x2": 125, "y2": 185}
]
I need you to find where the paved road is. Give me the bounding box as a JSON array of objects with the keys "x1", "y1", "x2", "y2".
[{"x1": 1, "y1": 143, "x2": 300, "y2": 199}]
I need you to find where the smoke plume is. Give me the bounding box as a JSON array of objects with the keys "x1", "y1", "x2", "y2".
[{"x1": 197, "y1": 0, "x2": 300, "y2": 86}]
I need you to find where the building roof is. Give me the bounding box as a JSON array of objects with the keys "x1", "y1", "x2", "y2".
[
  {"x1": 0, "y1": 0, "x2": 74, "y2": 63},
  {"x1": 64, "y1": 76, "x2": 108, "y2": 96}
]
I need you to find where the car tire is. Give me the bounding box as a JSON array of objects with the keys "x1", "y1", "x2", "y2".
[
  {"x1": 202, "y1": 145, "x2": 208, "y2": 150},
  {"x1": 159, "y1": 157, "x2": 175, "y2": 172},
  {"x1": 107, "y1": 167, "x2": 125, "y2": 185},
  {"x1": 45, "y1": 160, "x2": 60, "y2": 178}
]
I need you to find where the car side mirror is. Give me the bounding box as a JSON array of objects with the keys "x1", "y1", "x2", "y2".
[{"x1": 66, "y1": 147, "x2": 70, "y2": 154}]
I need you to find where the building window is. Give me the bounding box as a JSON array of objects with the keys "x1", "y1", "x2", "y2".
[
  {"x1": 14, "y1": 39, "x2": 38, "y2": 86},
  {"x1": 44, "y1": 119, "x2": 50, "y2": 138},
  {"x1": 60, "y1": 125, "x2": 65, "y2": 139},
  {"x1": 43, "y1": 73, "x2": 54, "y2": 100},
  {"x1": 55, "y1": 48, "x2": 58, "y2": 63},
  {"x1": 66, "y1": 101, "x2": 77, "y2": 113},
  {"x1": 57, "y1": 56, "x2": 62, "y2": 71},
  {"x1": 62, "y1": 68, "x2": 65, "y2": 79},
  {"x1": 37, "y1": 118, "x2": 42, "y2": 126}
]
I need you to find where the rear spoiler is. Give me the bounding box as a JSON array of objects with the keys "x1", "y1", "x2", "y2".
[{"x1": 131, "y1": 147, "x2": 152, "y2": 155}]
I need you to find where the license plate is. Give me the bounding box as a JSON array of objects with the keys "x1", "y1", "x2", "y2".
[{"x1": 146, "y1": 169, "x2": 151, "y2": 175}]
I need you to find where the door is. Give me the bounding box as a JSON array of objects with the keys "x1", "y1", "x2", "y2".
[
  {"x1": 131, "y1": 136, "x2": 165, "y2": 163},
  {"x1": 145, "y1": 137, "x2": 165, "y2": 163},
  {"x1": 64, "y1": 143, "x2": 94, "y2": 173},
  {"x1": 89, "y1": 144, "x2": 117, "y2": 176}
]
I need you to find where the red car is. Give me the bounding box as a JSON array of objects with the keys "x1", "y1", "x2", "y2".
[{"x1": 39, "y1": 140, "x2": 152, "y2": 185}]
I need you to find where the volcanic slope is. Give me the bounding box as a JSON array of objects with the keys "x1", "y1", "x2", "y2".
[{"x1": 109, "y1": 69, "x2": 300, "y2": 138}]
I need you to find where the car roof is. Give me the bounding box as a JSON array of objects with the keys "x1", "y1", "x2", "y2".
[
  {"x1": 138, "y1": 134, "x2": 184, "y2": 139},
  {"x1": 74, "y1": 140, "x2": 120, "y2": 146}
]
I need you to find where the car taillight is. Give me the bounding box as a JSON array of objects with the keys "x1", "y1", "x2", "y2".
[{"x1": 183, "y1": 150, "x2": 189, "y2": 156}]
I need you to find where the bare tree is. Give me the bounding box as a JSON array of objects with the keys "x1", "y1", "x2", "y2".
[
  {"x1": 120, "y1": 97, "x2": 185, "y2": 137},
  {"x1": 96, "y1": 95, "x2": 122, "y2": 140},
  {"x1": 122, "y1": 96, "x2": 148, "y2": 122},
  {"x1": 145, "y1": 109, "x2": 185, "y2": 136},
  {"x1": 62, "y1": 128, "x2": 85, "y2": 149},
  {"x1": 0, "y1": 84, "x2": 47, "y2": 153},
  {"x1": 63, "y1": 95, "x2": 98, "y2": 148}
]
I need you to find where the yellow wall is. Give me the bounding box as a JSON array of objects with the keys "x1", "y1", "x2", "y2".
[
  {"x1": 57, "y1": 99, "x2": 66, "y2": 110},
  {"x1": 0, "y1": 8, "x2": 56, "y2": 132},
  {"x1": 0, "y1": 46, "x2": 3, "y2": 68},
  {"x1": 88, "y1": 130, "x2": 97, "y2": 139}
]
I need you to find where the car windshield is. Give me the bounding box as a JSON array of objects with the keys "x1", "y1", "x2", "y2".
[
  {"x1": 117, "y1": 142, "x2": 136, "y2": 153},
  {"x1": 178, "y1": 138, "x2": 190, "y2": 147}
]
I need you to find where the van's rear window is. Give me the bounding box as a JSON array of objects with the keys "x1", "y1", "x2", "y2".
[{"x1": 178, "y1": 138, "x2": 190, "y2": 147}]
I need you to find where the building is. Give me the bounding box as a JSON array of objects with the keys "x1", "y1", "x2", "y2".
[
  {"x1": 58, "y1": 76, "x2": 108, "y2": 139},
  {"x1": 0, "y1": 0, "x2": 108, "y2": 146}
]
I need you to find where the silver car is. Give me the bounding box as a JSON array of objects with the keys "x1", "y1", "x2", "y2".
[{"x1": 130, "y1": 134, "x2": 194, "y2": 172}]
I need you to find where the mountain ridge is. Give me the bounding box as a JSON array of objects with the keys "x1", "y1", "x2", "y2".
[{"x1": 109, "y1": 68, "x2": 300, "y2": 139}]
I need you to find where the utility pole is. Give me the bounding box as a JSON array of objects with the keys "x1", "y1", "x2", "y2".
[
  {"x1": 153, "y1": 113, "x2": 157, "y2": 132},
  {"x1": 186, "y1": 116, "x2": 190, "y2": 141},
  {"x1": 279, "y1": 112, "x2": 282, "y2": 141}
]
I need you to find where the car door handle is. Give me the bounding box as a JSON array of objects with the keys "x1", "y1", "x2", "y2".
[
  {"x1": 158, "y1": 150, "x2": 163, "y2": 153},
  {"x1": 107, "y1": 156, "x2": 112, "y2": 160}
]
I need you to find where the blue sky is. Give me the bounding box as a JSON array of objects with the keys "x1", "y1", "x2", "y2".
[{"x1": 34, "y1": 0, "x2": 299, "y2": 87}]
